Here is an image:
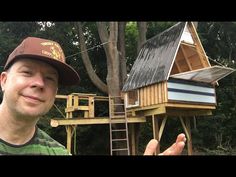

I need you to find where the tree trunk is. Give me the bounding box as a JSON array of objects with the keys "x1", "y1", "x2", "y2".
[
  {"x1": 137, "y1": 22, "x2": 147, "y2": 54},
  {"x1": 97, "y1": 22, "x2": 127, "y2": 155},
  {"x1": 136, "y1": 22, "x2": 147, "y2": 151},
  {"x1": 75, "y1": 22, "x2": 108, "y2": 94},
  {"x1": 118, "y1": 22, "x2": 127, "y2": 87},
  {"x1": 97, "y1": 22, "x2": 121, "y2": 97}
]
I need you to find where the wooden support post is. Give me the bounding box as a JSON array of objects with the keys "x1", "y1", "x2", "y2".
[
  {"x1": 73, "y1": 95, "x2": 79, "y2": 107},
  {"x1": 185, "y1": 118, "x2": 193, "y2": 155},
  {"x1": 179, "y1": 116, "x2": 193, "y2": 155},
  {"x1": 151, "y1": 115, "x2": 168, "y2": 155},
  {"x1": 88, "y1": 96, "x2": 94, "y2": 117},
  {"x1": 66, "y1": 126, "x2": 72, "y2": 153},
  {"x1": 129, "y1": 124, "x2": 136, "y2": 155},
  {"x1": 66, "y1": 95, "x2": 73, "y2": 118},
  {"x1": 84, "y1": 111, "x2": 89, "y2": 118},
  {"x1": 65, "y1": 125, "x2": 77, "y2": 154},
  {"x1": 65, "y1": 95, "x2": 74, "y2": 153},
  {"x1": 158, "y1": 116, "x2": 167, "y2": 141},
  {"x1": 152, "y1": 115, "x2": 160, "y2": 155}
]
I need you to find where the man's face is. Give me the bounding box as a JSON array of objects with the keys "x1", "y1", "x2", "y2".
[{"x1": 0, "y1": 58, "x2": 59, "y2": 120}]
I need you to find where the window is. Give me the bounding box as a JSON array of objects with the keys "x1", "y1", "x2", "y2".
[
  {"x1": 180, "y1": 27, "x2": 194, "y2": 44},
  {"x1": 126, "y1": 90, "x2": 139, "y2": 108}
]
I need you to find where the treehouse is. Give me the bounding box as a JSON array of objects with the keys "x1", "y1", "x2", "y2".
[{"x1": 122, "y1": 22, "x2": 235, "y2": 154}]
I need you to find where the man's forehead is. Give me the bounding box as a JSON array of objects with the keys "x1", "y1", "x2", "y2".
[{"x1": 9, "y1": 58, "x2": 59, "y2": 74}]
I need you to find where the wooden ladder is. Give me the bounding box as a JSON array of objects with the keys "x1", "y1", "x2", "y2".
[{"x1": 109, "y1": 95, "x2": 130, "y2": 155}]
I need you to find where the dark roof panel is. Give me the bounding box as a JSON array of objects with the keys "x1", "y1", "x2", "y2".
[{"x1": 123, "y1": 22, "x2": 186, "y2": 91}]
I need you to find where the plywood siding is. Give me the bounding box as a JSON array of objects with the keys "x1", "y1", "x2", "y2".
[
  {"x1": 167, "y1": 79, "x2": 216, "y2": 105},
  {"x1": 139, "y1": 81, "x2": 168, "y2": 107}
]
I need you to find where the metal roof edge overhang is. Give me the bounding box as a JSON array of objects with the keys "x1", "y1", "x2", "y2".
[{"x1": 169, "y1": 65, "x2": 235, "y2": 84}]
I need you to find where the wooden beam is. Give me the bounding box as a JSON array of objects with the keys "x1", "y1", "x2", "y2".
[
  {"x1": 166, "y1": 109, "x2": 212, "y2": 116},
  {"x1": 65, "y1": 126, "x2": 72, "y2": 153},
  {"x1": 165, "y1": 103, "x2": 216, "y2": 110},
  {"x1": 158, "y1": 116, "x2": 167, "y2": 141},
  {"x1": 128, "y1": 104, "x2": 164, "y2": 112},
  {"x1": 73, "y1": 95, "x2": 79, "y2": 107},
  {"x1": 181, "y1": 41, "x2": 196, "y2": 48},
  {"x1": 128, "y1": 103, "x2": 214, "y2": 117},
  {"x1": 56, "y1": 95, "x2": 68, "y2": 99},
  {"x1": 180, "y1": 44, "x2": 192, "y2": 70},
  {"x1": 65, "y1": 106, "x2": 89, "y2": 112},
  {"x1": 140, "y1": 106, "x2": 166, "y2": 116},
  {"x1": 175, "y1": 49, "x2": 184, "y2": 72},
  {"x1": 187, "y1": 22, "x2": 211, "y2": 68},
  {"x1": 186, "y1": 118, "x2": 193, "y2": 155},
  {"x1": 88, "y1": 96, "x2": 94, "y2": 117},
  {"x1": 152, "y1": 115, "x2": 159, "y2": 155},
  {"x1": 179, "y1": 117, "x2": 190, "y2": 140},
  {"x1": 50, "y1": 116, "x2": 146, "y2": 127},
  {"x1": 179, "y1": 116, "x2": 193, "y2": 155},
  {"x1": 94, "y1": 96, "x2": 109, "y2": 101},
  {"x1": 129, "y1": 124, "x2": 136, "y2": 155},
  {"x1": 66, "y1": 95, "x2": 73, "y2": 118},
  {"x1": 71, "y1": 92, "x2": 96, "y2": 96}
]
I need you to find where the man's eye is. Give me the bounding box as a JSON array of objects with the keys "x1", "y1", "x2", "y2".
[
  {"x1": 46, "y1": 76, "x2": 56, "y2": 82},
  {"x1": 46, "y1": 77, "x2": 53, "y2": 81},
  {"x1": 22, "y1": 70, "x2": 32, "y2": 75}
]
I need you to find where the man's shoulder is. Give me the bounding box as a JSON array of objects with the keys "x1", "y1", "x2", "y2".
[{"x1": 35, "y1": 128, "x2": 71, "y2": 155}]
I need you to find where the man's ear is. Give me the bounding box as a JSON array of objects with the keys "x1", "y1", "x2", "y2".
[
  {"x1": 54, "y1": 87, "x2": 58, "y2": 97},
  {"x1": 0, "y1": 72, "x2": 7, "y2": 92}
]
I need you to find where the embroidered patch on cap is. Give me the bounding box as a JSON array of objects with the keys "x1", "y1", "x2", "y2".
[{"x1": 41, "y1": 42, "x2": 64, "y2": 62}]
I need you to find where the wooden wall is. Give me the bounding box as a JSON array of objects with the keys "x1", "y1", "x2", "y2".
[{"x1": 139, "y1": 81, "x2": 168, "y2": 107}]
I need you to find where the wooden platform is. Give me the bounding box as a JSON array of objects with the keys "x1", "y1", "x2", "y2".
[
  {"x1": 127, "y1": 103, "x2": 214, "y2": 117},
  {"x1": 50, "y1": 116, "x2": 146, "y2": 127}
]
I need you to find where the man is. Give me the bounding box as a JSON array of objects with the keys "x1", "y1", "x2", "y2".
[{"x1": 0, "y1": 37, "x2": 186, "y2": 155}]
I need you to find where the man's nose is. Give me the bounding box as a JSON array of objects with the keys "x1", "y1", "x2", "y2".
[{"x1": 31, "y1": 74, "x2": 45, "y2": 88}]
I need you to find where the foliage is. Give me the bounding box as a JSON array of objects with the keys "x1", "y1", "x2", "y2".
[
  {"x1": 192, "y1": 22, "x2": 236, "y2": 154},
  {"x1": 0, "y1": 22, "x2": 39, "y2": 70},
  {"x1": 198, "y1": 22, "x2": 236, "y2": 62},
  {"x1": 146, "y1": 21, "x2": 177, "y2": 39},
  {"x1": 125, "y1": 22, "x2": 138, "y2": 71},
  {"x1": 74, "y1": 125, "x2": 110, "y2": 155}
]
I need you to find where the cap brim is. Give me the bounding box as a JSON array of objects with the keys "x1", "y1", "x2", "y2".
[{"x1": 45, "y1": 57, "x2": 80, "y2": 86}]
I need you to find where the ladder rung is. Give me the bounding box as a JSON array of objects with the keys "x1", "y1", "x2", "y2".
[
  {"x1": 110, "y1": 120, "x2": 126, "y2": 123},
  {"x1": 110, "y1": 103, "x2": 124, "y2": 105},
  {"x1": 111, "y1": 115, "x2": 125, "y2": 117},
  {"x1": 110, "y1": 122, "x2": 126, "y2": 124},
  {"x1": 110, "y1": 112, "x2": 125, "y2": 115},
  {"x1": 110, "y1": 115, "x2": 125, "y2": 119},
  {"x1": 112, "y1": 148, "x2": 128, "y2": 151},
  {"x1": 111, "y1": 129, "x2": 127, "y2": 132},
  {"x1": 112, "y1": 138, "x2": 127, "y2": 141},
  {"x1": 113, "y1": 112, "x2": 125, "y2": 114}
]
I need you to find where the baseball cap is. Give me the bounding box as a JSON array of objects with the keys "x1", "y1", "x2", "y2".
[{"x1": 4, "y1": 37, "x2": 80, "y2": 86}]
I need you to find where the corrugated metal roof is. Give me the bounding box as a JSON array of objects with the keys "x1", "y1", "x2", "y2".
[{"x1": 122, "y1": 22, "x2": 186, "y2": 92}]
